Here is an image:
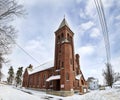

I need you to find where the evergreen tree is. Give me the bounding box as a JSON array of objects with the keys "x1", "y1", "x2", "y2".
[
  {"x1": 15, "y1": 67, "x2": 23, "y2": 87},
  {"x1": 7, "y1": 66, "x2": 14, "y2": 84}
]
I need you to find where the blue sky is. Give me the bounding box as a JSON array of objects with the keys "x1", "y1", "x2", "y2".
[{"x1": 3, "y1": 0, "x2": 120, "y2": 84}]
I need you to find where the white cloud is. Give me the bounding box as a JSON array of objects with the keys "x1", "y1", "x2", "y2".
[
  {"x1": 76, "y1": 0, "x2": 82, "y2": 4},
  {"x1": 115, "y1": 15, "x2": 120, "y2": 20},
  {"x1": 75, "y1": 21, "x2": 95, "y2": 37},
  {"x1": 25, "y1": 39, "x2": 44, "y2": 51},
  {"x1": 18, "y1": 0, "x2": 74, "y2": 9},
  {"x1": 111, "y1": 56, "x2": 120, "y2": 72},
  {"x1": 102, "y1": 0, "x2": 115, "y2": 9},
  {"x1": 18, "y1": 0, "x2": 41, "y2": 6},
  {"x1": 77, "y1": 45, "x2": 95, "y2": 56},
  {"x1": 85, "y1": 0, "x2": 96, "y2": 18},
  {"x1": 84, "y1": 0, "x2": 115, "y2": 19},
  {"x1": 90, "y1": 28, "x2": 100, "y2": 38},
  {"x1": 79, "y1": 21, "x2": 94, "y2": 31},
  {"x1": 79, "y1": 9, "x2": 86, "y2": 19},
  {"x1": 23, "y1": 38, "x2": 54, "y2": 63}
]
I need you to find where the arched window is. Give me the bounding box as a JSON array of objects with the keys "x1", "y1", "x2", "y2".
[
  {"x1": 78, "y1": 81, "x2": 79, "y2": 87},
  {"x1": 70, "y1": 58, "x2": 72, "y2": 65},
  {"x1": 38, "y1": 76, "x2": 41, "y2": 87},
  {"x1": 58, "y1": 60, "x2": 60, "y2": 69},
  {"x1": 77, "y1": 70, "x2": 79, "y2": 75},
  {"x1": 30, "y1": 77, "x2": 32, "y2": 85},
  {"x1": 67, "y1": 33, "x2": 70, "y2": 41},
  {"x1": 57, "y1": 36, "x2": 60, "y2": 42},
  {"x1": 70, "y1": 36, "x2": 72, "y2": 42},
  {"x1": 73, "y1": 81, "x2": 74, "y2": 87},
  {"x1": 81, "y1": 80, "x2": 84, "y2": 85},
  {"x1": 66, "y1": 73, "x2": 69, "y2": 81},
  {"x1": 33, "y1": 76, "x2": 35, "y2": 85},
  {"x1": 62, "y1": 62, "x2": 64, "y2": 68},
  {"x1": 37, "y1": 75, "x2": 39, "y2": 86},
  {"x1": 59, "y1": 45, "x2": 61, "y2": 53},
  {"x1": 43, "y1": 74, "x2": 46, "y2": 85},
  {"x1": 61, "y1": 33, "x2": 64, "y2": 40}
]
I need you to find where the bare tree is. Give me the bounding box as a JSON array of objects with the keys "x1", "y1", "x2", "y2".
[
  {"x1": 103, "y1": 63, "x2": 114, "y2": 87},
  {"x1": 0, "y1": 0, "x2": 25, "y2": 81},
  {"x1": 0, "y1": 53, "x2": 5, "y2": 81}
]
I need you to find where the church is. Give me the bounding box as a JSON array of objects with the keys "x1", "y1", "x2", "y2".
[{"x1": 22, "y1": 18, "x2": 88, "y2": 96}]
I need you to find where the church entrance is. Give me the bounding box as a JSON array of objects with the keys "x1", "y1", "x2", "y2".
[
  {"x1": 53, "y1": 80, "x2": 60, "y2": 91},
  {"x1": 56, "y1": 80, "x2": 60, "y2": 91}
]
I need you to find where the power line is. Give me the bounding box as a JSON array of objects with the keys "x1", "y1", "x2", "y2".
[
  {"x1": 99, "y1": 0, "x2": 111, "y2": 63},
  {"x1": 0, "y1": 28, "x2": 41, "y2": 65},
  {"x1": 95, "y1": 0, "x2": 109, "y2": 62},
  {"x1": 15, "y1": 43, "x2": 41, "y2": 65},
  {"x1": 94, "y1": 0, "x2": 111, "y2": 64}
]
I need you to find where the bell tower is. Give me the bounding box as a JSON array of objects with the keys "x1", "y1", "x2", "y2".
[{"x1": 54, "y1": 18, "x2": 75, "y2": 92}]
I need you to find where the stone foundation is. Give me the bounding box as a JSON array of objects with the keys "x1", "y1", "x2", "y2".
[
  {"x1": 46, "y1": 90, "x2": 74, "y2": 97},
  {"x1": 25, "y1": 87, "x2": 46, "y2": 92}
]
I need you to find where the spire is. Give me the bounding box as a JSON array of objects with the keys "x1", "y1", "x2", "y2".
[{"x1": 58, "y1": 17, "x2": 70, "y2": 29}]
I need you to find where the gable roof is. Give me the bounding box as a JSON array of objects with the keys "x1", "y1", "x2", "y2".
[{"x1": 28, "y1": 60, "x2": 54, "y2": 75}]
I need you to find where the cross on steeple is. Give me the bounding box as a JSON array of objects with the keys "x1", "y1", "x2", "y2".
[{"x1": 64, "y1": 14, "x2": 65, "y2": 19}]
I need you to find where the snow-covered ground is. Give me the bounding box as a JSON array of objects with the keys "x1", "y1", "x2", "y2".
[
  {"x1": 0, "y1": 84, "x2": 40, "y2": 100},
  {"x1": 0, "y1": 84, "x2": 120, "y2": 100}
]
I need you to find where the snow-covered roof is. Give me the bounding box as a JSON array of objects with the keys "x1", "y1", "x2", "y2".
[
  {"x1": 29, "y1": 61, "x2": 54, "y2": 74},
  {"x1": 75, "y1": 74, "x2": 82, "y2": 80},
  {"x1": 55, "y1": 69, "x2": 60, "y2": 72},
  {"x1": 46, "y1": 75, "x2": 60, "y2": 82},
  {"x1": 87, "y1": 77, "x2": 98, "y2": 82}
]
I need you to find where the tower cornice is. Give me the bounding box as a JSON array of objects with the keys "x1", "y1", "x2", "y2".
[{"x1": 55, "y1": 25, "x2": 74, "y2": 36}]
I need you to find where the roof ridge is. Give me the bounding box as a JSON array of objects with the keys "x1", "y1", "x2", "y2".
[{"x1": 29, "y1": 60, "x2": 54, "y2": 74}]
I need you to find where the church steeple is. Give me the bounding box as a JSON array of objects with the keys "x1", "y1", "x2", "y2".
[
  {"x1": 58, "y1": 18, "x2": 70, "y2": 29},
  {"x1": 54, "y1": 17, "x2": 75, "y2": 91}
]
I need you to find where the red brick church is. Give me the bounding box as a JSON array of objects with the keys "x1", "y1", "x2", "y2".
[{"x1": 22, "y1": 18, "x2": 88, "y2": 96}]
